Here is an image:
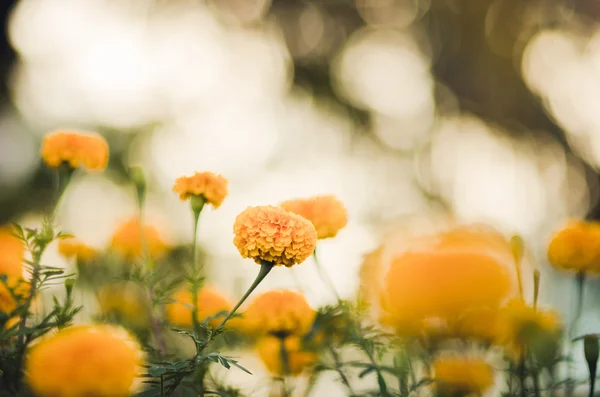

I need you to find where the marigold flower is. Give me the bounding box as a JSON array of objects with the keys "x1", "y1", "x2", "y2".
[
  {"x1": 97, "y1": 282, "x2": 150, "y2": 328},
  {"x1": 233, "y1": 205, "x2": 317, "y2": 267},
  {"x1": 0, "y1": 277, "x2": 29, "y2": 314},
  {"x1": 41, "y1": 130, "x2": 109, "y2": 171},
  {"x1": 25, "y1": 324, "x2": 144, "y2": 397},
  {"x1": 242, "y1": 290, "x2": 315, "y2": 337},
  {"x1": 280, "y1": 195, "x2": 348, "y2": 239},
  {"x1": 547, "y1": 220, "x2": 600, "y2": 273},
  {"x1": 0, "y1": 226, "x2": 24, "y2": 278},
  {"x1": 58, "y1": 237, "x2": 97, "y2": 263},
  {"x1": 173, "y1": 172, "x2": 228, "y2": 208},
  {"x1": 166, "y1": 285, "x2": 235, "y2": 329},
  {"x1": 433, "y1": 357, "x2": 494, "y2": 397},
  {"x1": 110, "y1": 217, "x2": 167, "y2": 260},
  {"x1": 379, "y1": 225, "x2": 516, "y2": 336},
  {"x1": 257, "y1": 336, "x2": 317, "y2": 376},
  {"x1": 495, "y1": 299, "x2": 561, "y2": 358}
]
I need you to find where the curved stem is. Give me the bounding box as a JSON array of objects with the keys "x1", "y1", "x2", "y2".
[
  {"x1": 313, "y1": 249, "x2": 341, "y2": 303},
  {"x1": 215, "y1": 262, "x2": 273, "y2": 330}
]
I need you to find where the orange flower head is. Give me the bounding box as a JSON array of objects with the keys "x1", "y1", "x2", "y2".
[
  {"x1": 547, "y1": 220, "x2": 600, "y2": 273},
  {"x1": 41, "y1": 130, "x2": 109, "y2": 171},
  {"x1": 25, "y1": 324, "x2": 145, "y2": 397},
  {"x1": 379, "y1": 224, "x2": 516, "y2": 335},
  {"x1": 280, "y1": 195, "x2": 348, "y2": 239},
  {"x1": 166, "y1": 285, "x2": 235, "y2": 329},
  {"x1": 242, "y1": 290, "x2": 316, "y2": 337},
  {"x1": 110, "y1": 217, "x2": 167, "y2": 260},
  {"x1": 233, "y1": 205, "x2": 317, "y2": 267},
  {"x1": 0, "y1": 226, "x2": 24, "y2": 278},
  {"x1": 97, "y1": 282, "x2": 150, "y2": 328},
  {"x1": 0, "y1": 277, "x2": 29, "y2": 315},
  {"x1": 433, "y1": 357, "x2": 494, "y2": 396},
  {"x1": 173, "y1": 172, "x2": 228, "y2": 208},
  {"x1": 58, "y1": 237, "x2": 97, "y2": 263},
  {"x1": 495, "y1": 299, "x2": 562, "y2": 358},
  {"x1": 257, "y1": 336, "x2": 317, "y2": 376}
]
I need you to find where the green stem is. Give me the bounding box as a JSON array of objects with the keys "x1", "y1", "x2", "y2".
[
  {"x1": 17, "y1": 251, "x2": 41, "y2": 347},
  {"x1": 567, "y1": 271, "x2": 586, "y2": 397},
  {"x1": 313, "y1": 249, "x2": 341, "y2": 303},
  {"x1": 330, "y1": 346, "x2": 356, "y2": 396},
  {"x1": 190, "y1": 199, "x2": 203, "y2": 335},
  {"x1": 215, "y1": 262, "x2": 273, "y2": 331},
  {"x1": 279, "y1": 336, "x2": 291, "y2": 397},
  {"x1": 518, "y1": 351, "x2": 527, "y2": 397}
]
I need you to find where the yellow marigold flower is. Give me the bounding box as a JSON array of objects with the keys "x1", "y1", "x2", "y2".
[
  {"x1": 0, "y1": 226, "x2": 24, "y2": 278},
  {"x1": 547, "y1": 220, "x2": 600, "y2": 273},
  {"x1": 495, "y1": 299, "x2": 561, "y2": 358},
  {"x1": 433, "y1": 357, "x2": 494, "y2": 397},
  {"x1": 25, "y1": 324, "x2": 144, "y2": 397},
  {"x1": 280, "y1": 195, "x2": 348, "y2": 239},
  {"x1": 58, "y1": 237, "x2": 97, "y2": 263},
  {"x1": 41, "y1": 130, "x2": 109, "y2": 171},
  {"x1": 233, "y1": 205, "x2": 317, "y2": 267},
  {"x1": 110, "y1": 217, "x2": 167, "y2": 260},
  {"x1": 173, "y1": 172, "x2": 228, "y2": 208},
  {"x1": 379, "y1": 225, "x2": 516, "y2": 336},
  {"x1": 166, "y1": 285, "x2": 237, "y2": 329},
  {"x1": 97, "y1": 282, "x2": 150, "y2": 328},
  {"x1": 0, "y1": 277, "x2": 29, "y2": 314},
  {"x1": 257, "y1": 336, "x2": 317, "y2": 376},
  {"x1": 242, "y1": 290, "x2": 316, "y2": 337},
  {"x1": 357, "y1": 245, "x2": 385, "y2": 309}
]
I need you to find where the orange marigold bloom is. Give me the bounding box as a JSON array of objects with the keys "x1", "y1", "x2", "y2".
[
  {"x1": 41, "y1": 130, "x2": 109, "y2": 171},
  {"x1": 58, "y1": 237, "x2": 97, "y2": 263},
  {"x1": 25, "y1": 324, "x2": 144, "y2": 397},
  {"x1": 379, "y1": 225, "x2": 516, "y2": 335},
  {"x1": 166, "y1": 285, "x2": 235, "y2": 329},
  {"x1": 280, "y1": 195, "x2": 348, "y2": 239},
  {"x1": 547, "y1": 220, "x2": 600, "y2": 273},
  {"x1": 495, "y1": 299, "x2": 561, "y2": 358},
  {"x1": 173, "y1": 172, "x2": 228, "y2": 208},
  {"x1": 233, "y1": 205, "x2": 317, "y2": 267},
  {"x1": 433, "y1": 357, "x2": 494, "y2": 397},
  {"x1": 257, "y1": 336, "x2": 317, "y2": 376},
  {"x1": 0, "y1": 226, "x2": 24, "y2": 278},
  {"x1": 242, "y1": 290, "x2": 316, "y2": 337},
  {"x1": 110, "y1": 217, "x2": 167, "y2": 260}
]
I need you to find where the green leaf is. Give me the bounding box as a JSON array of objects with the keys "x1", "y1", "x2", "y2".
[
  {"x1": 148, "y1": 366, "x2": 167, "y2": 377},
  {"x1": 358, "y1": 367, "x2": 375, "y2": 378}
]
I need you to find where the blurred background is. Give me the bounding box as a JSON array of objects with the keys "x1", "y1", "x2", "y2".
[{"x1": 1, "y1": 0, "x2": 600, "y2": 334}]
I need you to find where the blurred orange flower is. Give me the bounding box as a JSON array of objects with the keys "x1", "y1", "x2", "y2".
[
  {"x1": 97, "y1": 282, "x2": 150, "y2": 328},
  {"x1": 58, "y1": 237, "x2": 96, "y2": 263},
  {"x1": 257, "y1": 336, "x2": 317, "y2": 376},
  {"x1": 41, "y1": 130, "x2": 109, "y2": 171},
  {"x1": 280, "y1": 195, "x2": 347, "y2": 239},
  {"x1": 233, "y1": 205, "x2": 317, "y2": 267},
  {"x1": 242, "y1": 290, "x2": 315, "y2": 337},
  {"x1": 379, "y1": 225, "x2": 516, "y2": 336},
  {"x1": 26, "y1": 324, "x2": 144, "y2": 397},
  {"x1": 173, "y1": 171, "x2": 228, "y2": 208},
  {"x1": 433, "y1": 356, "x2": 494, "y2": 397},
  {"x1": 166, "y1": 285, "x2": 236, "y2": 329},
  {"x1": 110, "y1": 217, "x2": 167, "y2": 260},
  {"x1": 547, "y1": 220, "x2": 600, "y2": 273},
  {"x1": 0, "y1": 226, "x2": 24, "y2": 278}
]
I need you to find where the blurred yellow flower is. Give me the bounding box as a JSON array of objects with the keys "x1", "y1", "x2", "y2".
[
  {"x1": 97, "y1": 282, "x2": 150, "y2": 328},
  {"x1": 173, "y1": 171, "x2": 228, "y2": 208},
  {"x1": 433, "y1": 357, "x2": 494, "y2": 397},
  {"x1": 280, "y1": 195, "x2": 347, "y2": 239},
  {"x1": 242, "y1": 290, "x2": 315, "y2": 337},
  {"x1": 547, "y1": 220, "x2": 600, "y2": 273},
  {"x1": 0, "y1": 277, "x2": 29, "y2": 314},
  {"x1": 41, "y1": 130, "x2": 109, "y2": 171},
  {"x1": 166, "y1": 285, "x2": 235, "y2": 329},
  {"x1": 379, "y1": 225, "x2": 516, "y2": 336},
  {"x1": 25, "y1": 324, "x2": 144, "y2": 397},
  {"x1": 357, "y1": 245, "x2": 385, "y2": 309},
  {"x1": 0, "y1": 226, "x2": 24, "y2": 278},
  {"x1": 257, "y1": 336, "x2": 317, "y2": 376},
  {"x1": 233, "y1": 205, "x2": 317, "y2": 267},
  {"x1": 495, "y1": 299, "x2": 561, "y2": 358},
  {"x1": 110, "y1": 217, "x2": 167, "y2": 260},
  {"x1": 58, "y1": 237, "x2": 97, "y2": 263}
]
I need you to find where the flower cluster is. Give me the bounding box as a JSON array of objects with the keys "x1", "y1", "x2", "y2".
[
  {"x1": 433, "y1": 357, "x2": 494, "y2": 397},
  {"x1": 547, "y1": 220, "x2": 600, "y2": 273},
  {"x1": 41, "y1": 130, "x2": 109, "y2": 171},
  {"x1": 173, "y1": 171, "x2": 228, "y2": 208},
  {"x1": 166, "y1": 285, "x2": 233, "y2": 328},
  {"x1": 110, "y1": 217, "x2": 167, "y2": 260},
  {"x1": 58, "y1": 237, "x2": 97, "y2": 263},
  {"x1": 233, "y1": 205, "x2": 317, "y2": 267},
  {"x1": 280, "y1": 195, "x2": 348, "y2": 239}
]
